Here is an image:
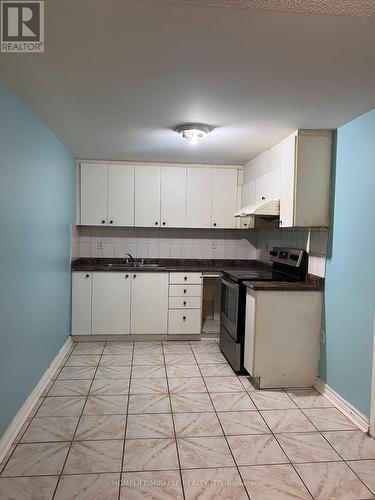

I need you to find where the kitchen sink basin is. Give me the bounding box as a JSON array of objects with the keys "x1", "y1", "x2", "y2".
[{"x1": 102, "y1": 262, "x2": 162, "y2": 269}]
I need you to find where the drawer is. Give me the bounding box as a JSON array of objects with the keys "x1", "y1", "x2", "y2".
[
  {"x1": 169, "y1": 284, "x2": 202, "y2": 297},
  {"x1": 169, "y1": 296, "x2": 201, "y2": 309},
  {"x1": 170, "y1": 272, "x2": 202, "y2": 285},
  {"x1": 168, "y1": 309, "x2": 201, "y2": 335}
]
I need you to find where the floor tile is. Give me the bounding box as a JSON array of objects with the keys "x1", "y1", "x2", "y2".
[
  {"x1": 36, "y1": 396, "x2": 86, "y2": 417},
  {"x1": 164, "y1": 353, "x2": 197, "y2": 366},
  {"x1": 65, "y1": 355, "x2": 101, "y2": 367},
  {"x1": 347, "y1": 460, "x2": 375, "y2": 495},
  {"x1": 103, "y1": 343, "x2": 133, "y2": 355},
  {"x1": 58, "y1": 366, "x2": 96, "y2": 380},
  {"x1": 261, "y1": 409, "x2": 317, "y2": 433},
  {"x1": 75, "y1": 414, "x2": 126, "y2": 440},
  {"x1": 210, "y1": 392, "x2": 256, "y2": 411},
  {"x1": 239, "y1": 464, "x2": 312, "y2": 500},
  {"x1": 168, "y1": 377, "x2": 207, "y2": 394},
  {"x1": 303, "y1": 408, "x2": 357, "y2": 431},
  {"x1": 166, "y1": 364, "x2": 201, "y2": 378},
  {"x1": 182, "y1": 467, "x2": 248, "y2": 500},
  {"x1": 95, "y1": 365, "x2": 131, "y2": 379},
  {"x1": 322, "y1": 430, "x2": 375, "y2": 460},
  {"x1": 130, "y1": 378, "x2": 168, "y2": 395},
  {"x1": 277, "y1": 432, "x2": 341, "y2": 463},
  {"x1": 295, "y1": 461, "x2": 373, "y2": 500},
  {"x1": 0, "y1": 476, "x2": 59, "y2": 500},
  {"x1": 195, "y1": 352, "x2": 227, "y2": 364},
  {"x1": 287, "y1": 389, "x2": 333, "y2": 408},
  {"x1": 2, "y1": 442, "x2": 70, "y2": 477},
  {"x1": 199, "y1": 363, "x2": 236, "y2": 377},
  {"x1": 250, "y1": 390, "x2": 297, "y2": 410},
  {"x1": 83, "y1": 395, "x2": 128, "y2": 415},
  {"x1": 133, "y1": 343, "x2": 162, "y2": 355},
  {"x1": 132, "y1": 353, "x2": 164, "y2": 366},
  {"x1": 48, "y1": 379, "x2": 91, "y2": 396},
  {"x1": 163, "y1": 343, "x2": 193, "y2": 354},
  {"x1": 190, "y1": 343, "x2": 221, "y2": 354},
  {"x1": 99, "y1": 354, "x2": 132, "y2": 366},
  {"x1": 204, "y1": 376, "x2": 244, "y2": 393},
  {"x1": 55, "y1": 473, "x2": 120, "y2": 500},
  {"x1": 227, "y1": 434, "x2": 288, "y2": 466},
  {"x1": 120, "y1": 470, "x2": 183, "y2": 499},
  {"x1": 174, "y1": 412, "x2": 223, "y2": 437},
  {"x1": 132, "y1": 365, "x2": 166, "y2": 379},
  {"x1": 171, "y1": 393, "x2": 214, "y2": 413},
  {"x1": 73, "y1": 342, "x2": 105, "y2": 355},
  {"x1": 128, "y1": 394, "x2": 171, "y2": 414},
  {"x1": 21, "y1": 416, "x2": 78, "y2": 443},
  {"x1": 238, "y1": 376, "x2": 255, "y2": 391},
  {"x1": 126, "y1": 413, "x2": 174, "y2": 438},
  {"x1": 90, "y1": 378, "x2": 129, "y2": 396},
  {"x1": 178, "y1": 436, "x2": 234, "y2": 468},
  {"x1": 123, "y1": 438, "x2": 179, "y2": 471},
  {"x1": 218, "y1": 411, "x2": 270, "y2": 435},
  {"x1": 64, "y1": 440, "x2": 123, "y2": 474}
]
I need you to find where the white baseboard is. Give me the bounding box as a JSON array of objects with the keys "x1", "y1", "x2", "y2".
[
  {"x1": 0, "y1": 337, "x2": 74, "y2": 464},
  {"x1": 314, "y1": 377, "x2": 369, "y2": 434}
]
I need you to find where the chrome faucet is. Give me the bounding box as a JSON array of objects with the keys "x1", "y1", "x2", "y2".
[{"x1": 125, "y1": 253, "x2": 135, "y2": 262}]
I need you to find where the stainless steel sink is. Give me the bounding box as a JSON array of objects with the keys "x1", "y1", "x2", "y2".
[
  {"x1": 103, "y1": 262, "x2": 162, "y2": 269},
  {"x1": 133, "y1": 263, "x2": 160, "y2": 268}
]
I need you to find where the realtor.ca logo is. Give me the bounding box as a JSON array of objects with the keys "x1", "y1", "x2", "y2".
[{"x1": 1, "y1": 0, "x2": 44, "y2": 52}]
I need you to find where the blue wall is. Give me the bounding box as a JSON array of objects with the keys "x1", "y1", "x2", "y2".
[
  {"x1": 320, "y1": 109, "x2": 375, "y2": 417},
  {"x1": 0, "y1": 81, "x2": 75, "y2": 436}
]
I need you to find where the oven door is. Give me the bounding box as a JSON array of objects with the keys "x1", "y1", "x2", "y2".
[{"x1": 220, "y1": 277, "x2": 240, "y2": 340}]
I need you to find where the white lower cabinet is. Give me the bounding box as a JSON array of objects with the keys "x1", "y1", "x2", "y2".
[
  {"x1": 92, "y1": 273, "x2": 131, "y2": 334},
  {"x1": 72, "y1": 272, "x2": 92, "y2": 334},
  {"x1": 168, "y1": 309, "x2": 201, "y2": 335},
  {"x1": 131, "y1": 273, "x2": 169, "y2": 334}
]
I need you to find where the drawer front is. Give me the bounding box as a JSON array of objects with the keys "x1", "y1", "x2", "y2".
[
  {"x1": 170, "y1": 272, "x2": 202, "y2": 285},
  {"x1": 169, "y1": 284, "x2": 202, "y2": 297},
  {"x1": 168, "y1": 309, "x2": 201, "y2": 335},
  {"x1": 169, "y1": 296, "x2": 201, "y2": 309}
]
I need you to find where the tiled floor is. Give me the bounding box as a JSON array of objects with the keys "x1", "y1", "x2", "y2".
[{"x1": 1, "y1": 340, "x2": 375, "y2": 499}]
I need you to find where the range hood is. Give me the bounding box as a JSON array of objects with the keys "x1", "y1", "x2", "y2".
[{"x1": 235, "y1": 199, "x2": 280, "y2": 218}]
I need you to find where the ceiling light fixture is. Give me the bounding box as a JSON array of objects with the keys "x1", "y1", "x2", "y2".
[{"x1": 175, "y1": 123, "x2": 213, "y2": 145}]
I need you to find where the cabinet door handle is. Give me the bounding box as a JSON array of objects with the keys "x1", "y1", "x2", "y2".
[
  {"x1": 183, "y1": 301, "x2": 186, "y2": 306},
  {"x1": 184, "y1": 276, "x2": 187, "y2": 281},
  {"x1": 162, "y1": 222, "x2": 166, "y2": 226},
  {"x1": 183, "y1": 316, "x2": 186, "y2": 321},
  {"x1": 183, "y1": 289, "x2": 187, "y2": 294},
  {"x1": 213, "y1": 223, "x2": 217, "y2": 227},
  {"x1": 155, "y1": 221, "x2": 159, "y2": 225},
  {"x1": 133, "y1": 274, "x2": 137, "y2": 278},
  {"x1": 109, "y1": 220, "x2": 113, "y2": 224},
  {"x1": 262, "y1": 196, "x2": 266, "y2": 200},
  {"x1": 279, "y1": 220, "x2": 283, "y2": 226},
  {"x1": 85, "y1": 274, "x2": 90, "y2": 278},
  {"x1": 125, "y1": 274, "x2": 129, "y2": 278},
  {"x1": 101, "y1": 220, "x2": 106, "y2": 224}
]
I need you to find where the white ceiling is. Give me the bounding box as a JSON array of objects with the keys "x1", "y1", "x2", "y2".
[{"x1": 1, "y1": 0, "x2": 375, "y2": 165}]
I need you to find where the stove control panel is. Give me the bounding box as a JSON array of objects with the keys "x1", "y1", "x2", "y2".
[{"x1": 270, "y1": 247, "x2": 305, "y2": 268}]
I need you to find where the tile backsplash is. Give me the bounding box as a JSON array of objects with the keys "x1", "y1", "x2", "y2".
[{"x1": 72, "y1": 226, "x2": 328, "y2": 277}]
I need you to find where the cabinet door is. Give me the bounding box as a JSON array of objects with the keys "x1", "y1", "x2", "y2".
[
  {"x1": 72, "y1": 272, "x2": 92, "y2": 334},
  {"x1": 186, "y1": 168, "x2": 212, "y2": 228},
  {"x1": 211, "y1": 169, "x2": 237, "y2": 228},
  {"x1": 160, "y1": 166, "x2": 186, "y2": 228},
  {"x1": 134, "y1": 166, "x2": 161, "y2": 227},
  {"x1": 280, "y1": 133, "x2": 297, "y2": 228},
  {"x1": 268, "y1": 143, "x2": 282, "y2": 201},
  {"x1": 108, "y1": 165, "x2": 134, "y2": 226},
  {"x1": 131, "y1": 273, "x2": 168, "y2": 334},
  {"x1": 81, "y1": 163, "x2": 107, "y2": 225},
  {"x1": 255, "y1": 174, "x2": 268, "y2": 204},
  {"x1": 92, "y1": 273, "x2": 131, "y2": 334}
]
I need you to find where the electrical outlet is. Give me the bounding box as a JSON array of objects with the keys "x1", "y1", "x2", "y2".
[
  {"x1": 97, "y1": 240, "x2": 103, "y2": 250},
  {"x1": 320, "y1": 329, "x2": 326, "y2": 343}
]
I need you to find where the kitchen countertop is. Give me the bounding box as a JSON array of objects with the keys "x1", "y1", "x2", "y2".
[
  {"x1": 244, "y1": 274, "x2": 324, "y2": 291},
  {"x1": 71, "y1": 257, "x2": 271, "y2": 273},
  {"x1": 71, "y1": 258, "x2": 324, "y2": 291}
]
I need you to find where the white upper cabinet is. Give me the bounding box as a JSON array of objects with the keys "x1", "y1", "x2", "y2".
[
  {"x1": 92, "y1": 272, "x2": 131, "y2": 334},
  {"x1": 211, "y1": 168, "x2": 238, "y2": 228},
  {"x1": 186, "y1": 168, "x2": 212, "y2": 228},
  {"x1": 160, "y1": 166, "x2": 186, "y2": 228},
  {"x1": 135, "y1": 166, "x2": 161, "y2": 227},
  {"x1": 81, "y1": 163, "x2": 108, "y2": 225},
  {"x1": 131, "y1": 273, "x2": 168, "y2": 334},
  {"x1": 107, "y1": 165, "x2": 134, "y2": 226}
]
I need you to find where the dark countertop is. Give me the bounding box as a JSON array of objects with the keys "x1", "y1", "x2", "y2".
[
  {"x1": 244, "y1": 274, "x2": 324, "y2": 292},
  {"x1": 71, "y1": 258, "x2": 271, "y2": 273}
]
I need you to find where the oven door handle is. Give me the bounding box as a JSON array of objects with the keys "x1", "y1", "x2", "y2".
[{"x1": 221, "y1": 278, "x2": 240, "y2": 290}]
